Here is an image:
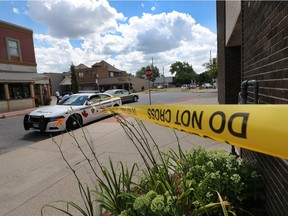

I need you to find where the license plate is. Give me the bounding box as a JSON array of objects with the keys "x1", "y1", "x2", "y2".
[{"x1": 33, "y1": 123, "x2": 39, "y2": 128}]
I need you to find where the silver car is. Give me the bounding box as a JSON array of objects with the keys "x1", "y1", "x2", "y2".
[
  {"x1": 23, "y1": 93, "x2": 122, "y2": 132},
  {"x1": 104, "y1": 89, "x2": 139, "y2": 104}
]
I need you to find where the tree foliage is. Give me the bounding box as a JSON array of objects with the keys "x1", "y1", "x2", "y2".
[
  {"x1": 169, "y1": 61, "x2": 197, "y2": 86},
  {"x1": 135, "y1": 65, "x2": 160, "y2": 82},
  {"x1": 127, "y1": 73, "x2": 135, "y2": 77},
  {"x1": 70, "y1": 64, "x2": 79, "y2": 93},
  {"x1": 197, "y1": 71, "x2": 211, "y2": 84},
  {"x1": 202, "y1": 58, "x2": 217, "y2": 79}
]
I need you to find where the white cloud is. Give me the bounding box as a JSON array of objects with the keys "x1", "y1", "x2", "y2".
[
  {"x1": 29, "y1": 0, "x2": 216, "y2": 75},
  {"x1": 34, "y1": 34, "x2": 85, "y2": 72},
  {"x1": 12, "y1": 8, "x2": 20, "y2": 14},
  {"x1": 151, "y1": 6, "x2": 155, "y2": 11},
  {"x1": 28, "y1": 0, "x2": 125, "y2": 38}
]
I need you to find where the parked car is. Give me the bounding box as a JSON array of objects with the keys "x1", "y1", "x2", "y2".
[
  {"x1": 181, "y1": 84, "x2": 190, "y2": 90},
  {"x1": 104, "y1": 89, "x2": 139, "y2": 103},
  {"x1": 201, "y1": 83, "x2": 213, "y2": 89},
  {"x1": 58, "y1": 92, "x2": 73, "y2": 104},
  {"x1": 23, "y1": 93, "x2": 122, "y2": 132},
  {"x1": 189, "y1": 84, "x2": 197, "y2": 89}
]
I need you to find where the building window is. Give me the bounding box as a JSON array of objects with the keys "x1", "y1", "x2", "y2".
[
  {"x1": 8, "y1": 83, "x2": 31, "y2": 99},
  {"x1": 6, "y1": 38, "x2": 22, "y2": 61},
  {"x1": 79, "y1": 72, "x2": 83, "y2": 78},
  {"x1": 110, "y1": 72, "x2": 114, "y2": 77}
]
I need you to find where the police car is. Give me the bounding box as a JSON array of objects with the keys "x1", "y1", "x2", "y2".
[{"x1": 23, "y1": 93, "x2": 121, "y2": 132}]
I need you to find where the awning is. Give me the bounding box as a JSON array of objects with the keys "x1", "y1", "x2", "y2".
[{"x1": 0, "y1": 72, "x2": 49, "y2": 84}]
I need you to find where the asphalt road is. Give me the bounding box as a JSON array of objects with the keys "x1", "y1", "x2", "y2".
[{"x1": 0, "y1": 90, "x2": 217, "y2": 155}]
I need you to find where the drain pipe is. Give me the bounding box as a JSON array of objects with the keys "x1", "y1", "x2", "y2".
[
  {"x1": 240, "y1": 80, "x2": 259, "y2": 104},
  {"x1": 231, "y1": 80, "x2": 259, "y2": 157}
]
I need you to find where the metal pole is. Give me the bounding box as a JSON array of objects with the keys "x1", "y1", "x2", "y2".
[
  {"x1": 149, "y1": 81, "x2": 151, "y2": 105},
  {"x1": 149, "y1": 57, "x2": 153, "y2": 105}
]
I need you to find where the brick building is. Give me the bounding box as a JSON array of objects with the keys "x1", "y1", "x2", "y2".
[
  {"x1": 0, "y1": 20, "x2": 50, "y2": 112},
  {"x1": 217, "y1": 1, "x2": 288, "y2": 215},
  {"x1": 76, "y1": 61, "x2": 149, "y2": 92}
]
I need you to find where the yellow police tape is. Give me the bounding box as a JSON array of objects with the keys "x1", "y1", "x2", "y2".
[{"x1": 110, "y1": 104, "x2": 288, "y2": 159}]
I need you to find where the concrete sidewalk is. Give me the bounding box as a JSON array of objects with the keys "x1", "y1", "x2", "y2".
[
  {"x1": 0, "y1": 96, "x2": 57, "y2": 119},
  {"x1": 0, "y1": 93, "x2": 230, "y2": 216}
]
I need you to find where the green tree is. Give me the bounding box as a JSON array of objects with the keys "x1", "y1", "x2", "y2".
[
  {"x1": 127, "y1": 73, "x2": 135, "y2": 77},
  {"x1": 202, "y1": 58, "x2": 217, "y2": 79},
  {"x1": 70, "y1": 64, "x2": 79, "y2": 93},
  {"x1": 169, "y1": 61, "x2": 197, "y2": 86},
  {"x1": 135, "y1": 65, "x2": 160, "y2": 82},
  {"x1": 197, "y1": 71, "x2": 211, "y2": 84}
]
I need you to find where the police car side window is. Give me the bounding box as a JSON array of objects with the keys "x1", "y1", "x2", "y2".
[{"x1": 89, "y1": 95, "x2": 101, "y2": 103}]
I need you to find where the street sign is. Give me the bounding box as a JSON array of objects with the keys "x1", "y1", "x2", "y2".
[{"x1": 146, "y1": 66, "x2": 152, "y2": 77}]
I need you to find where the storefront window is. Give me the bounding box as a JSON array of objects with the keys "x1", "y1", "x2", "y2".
[
  {"x1": 9, "y1": 83, "x2": 31, "y2": 99},
  {"x1": 0, "y1": 84, "x2": 5, "y2": 100}
]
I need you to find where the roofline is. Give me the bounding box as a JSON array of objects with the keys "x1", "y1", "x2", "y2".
[{"x1": 0, "y1": 20, "x2": 33, "y2": 34}]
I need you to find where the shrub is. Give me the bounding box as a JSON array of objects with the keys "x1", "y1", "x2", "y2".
[
  {"x1": 34, "y1": 98, "x2": 41, "y2": 107},
  {"x1": 134, "y1": 147, "x2": 264, "y2": 215},
  {"x1": 42, "y1": 115, "x2": 265, "y2": 216},
  {"x1": 44, "y1": 97, "x2": 52, "y2": 105}
]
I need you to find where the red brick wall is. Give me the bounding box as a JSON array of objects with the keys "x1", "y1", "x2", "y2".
[{"x1": 0, "y1": 21, "x2": 36, "y2": 65}]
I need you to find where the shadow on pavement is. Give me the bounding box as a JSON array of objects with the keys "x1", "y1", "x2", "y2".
[
  {"x1": 20, "y1": 115, "x2": 113, "y2": 142},
  {"x1": 21, "y1": 131, "x2": 61, "y2": 142}
]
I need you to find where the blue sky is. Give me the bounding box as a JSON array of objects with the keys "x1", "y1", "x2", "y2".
[{"x1": 0, "y1": 0, "x2": 217, "y2": 75}]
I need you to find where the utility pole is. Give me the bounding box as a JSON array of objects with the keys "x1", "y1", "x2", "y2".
[
  {"x1": 162, "y1": 66, "x2": 165, "y2": 88},
  {"x1": 151, "y1": 57, "x2": 154, "y2": 87},
  {"x1": 210, "y1": 50, "x2": 212, "y2": 63}
]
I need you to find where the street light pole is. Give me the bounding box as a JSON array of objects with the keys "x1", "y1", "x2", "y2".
[
  {"x1": 150, "y1": 57, "x2": 153, "y2": 104},
  {"x1": 96, "y1": 74, "x2": 100, "y2": 92},
  {"x1": 146, "y1": 63, "x2": 152, "y2": 105}
]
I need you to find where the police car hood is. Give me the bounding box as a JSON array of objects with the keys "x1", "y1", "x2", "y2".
[{"x1": 29, "y1": 105, "x2": 80, "y2": 118}]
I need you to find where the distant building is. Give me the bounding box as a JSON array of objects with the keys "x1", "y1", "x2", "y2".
[
  {"x1": 46, "y1": 61, "x2": 150, "y2": 94},
  {"x1": 217, "y1": 1, "x2": 288, "y2": 215},
  {"x1": 0, "y1": 20, "x2": 50, "y2": 112},
  {"x1": 153, "y1": 76, "x2": 176, "y2": 88},
  {"x1": 44, "y1": 72, "x2": 71, "y2": 96},
  {"x1": 76, "y1": 61, "x2": 150, "y2": 92}
]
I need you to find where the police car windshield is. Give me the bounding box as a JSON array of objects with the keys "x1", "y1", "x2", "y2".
[{"x1": 60, "y1": 95, "x2": 89, "y2": 106}]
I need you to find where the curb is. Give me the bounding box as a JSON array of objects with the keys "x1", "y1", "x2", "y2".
[{"x1": 0, "y1": 108, "x2": 37, "y2": 119}]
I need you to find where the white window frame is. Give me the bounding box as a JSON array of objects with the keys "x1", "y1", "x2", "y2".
[{"x1": 6, "y1": 38, "x2": 22, "y2": 61}]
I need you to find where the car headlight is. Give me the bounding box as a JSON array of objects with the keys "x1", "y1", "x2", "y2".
[{"x1": 49, "y1": 116, "x2": 65, "y2": 122}]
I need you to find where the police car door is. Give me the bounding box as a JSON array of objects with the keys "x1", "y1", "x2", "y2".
[
  {"x1": 85, "y1": 95, "x2": 102, "y2": 122},
  {"x1": 98, "y1": 93, "x2": 114, "y2": 107}
]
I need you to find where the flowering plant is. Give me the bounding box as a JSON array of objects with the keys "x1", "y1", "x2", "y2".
[{"x1": 41, "y1": 114, "x2": 265, "y2": 216}]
